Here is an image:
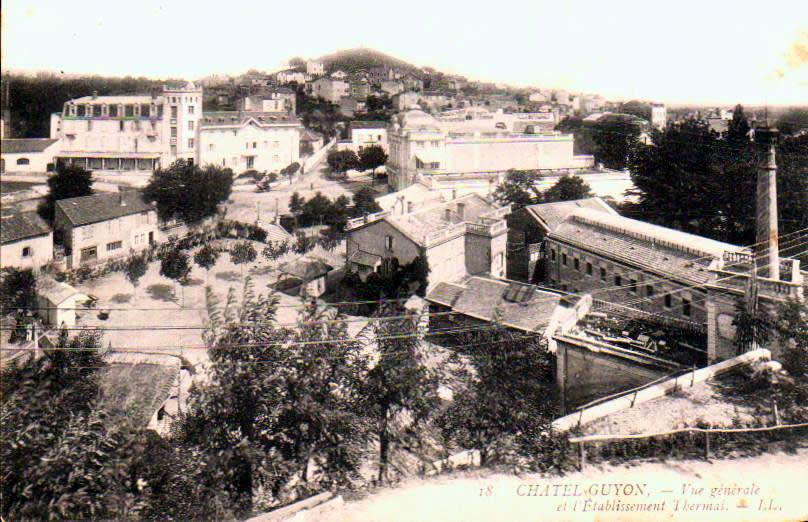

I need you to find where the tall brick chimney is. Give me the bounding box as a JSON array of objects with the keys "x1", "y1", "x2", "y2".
[{"x1": 754, "y1": 126, "x2": 779, "y2": 280}]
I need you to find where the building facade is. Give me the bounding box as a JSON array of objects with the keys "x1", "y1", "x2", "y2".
[
  {"x1": 309, "y1": 77, "x2": 349, "y2": 104},
  {"x1": 306, "y1": 61, "x2": 325, "y2": 76},
  {"x1": 350, "y1": 121, "x2": 388, "y2": 153},
  {"x1": 197, "y1": 112, "x2": 302, "y2": 173},
  {"x1": 0, "y1": 211, "x2": 53, "y2": 270},
  {"x1": 241, "y1": 87, "x2": 296, "y2": 114},
  {"x1": 50, "y1": 83, "x2": 202, "y2": 172},
  {"x1": 0, "y1": 138, "x2": 60, "y2": 173},
  {"x1": 651, "y1": 103, "x2": 667, "y2": 129},
  {"x1": 55, "y1": 191, "x2": 160, "y2": 267}
]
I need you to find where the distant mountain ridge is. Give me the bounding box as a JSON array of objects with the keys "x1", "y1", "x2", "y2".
[{"x1": 316, "y1": 48, "x2": 422, "y2": 76}]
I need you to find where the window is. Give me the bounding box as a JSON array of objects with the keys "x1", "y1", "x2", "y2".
[
  {"x1": 273, "y1": 140, "x2": 280, "y2": 148},
  {"x1": 209, "y1": 144, "x2": 215, "y2": 151},
  {"x1": 188, "y1": 139, "x2": 194, "y2": 148},
  {"x1": 385, "y1": 235, "x2": 394, "y2": 250},
  {"x1": 551, "y1": 249, "x2": 556, "y2": 261},
  {"x1": 273, "y1": 154, "x2": 279, "y2": 162},
  {"x1": 562, "y1": 253, "x2": 567, "y2": 266},
  {"x1": 615, "y1": 275, "x2": 622, "y2": 286},
  {"x1": 188, "y1": 105, "x2": 195, "y2": 114},
  {"x1": 109, "y1": 104, "x2": 118, "y2": 117},
  {"x1": 171, "y1": 106, "x2": 178, "y2": 119},
  {"x1": 246, "y1": 156, "x2": 255, "y2": 168},
  {"x1": 188, "y1": 121, "x2": 194, "y2": 130},
  {"x1": 16, "y1": 158, "x2": 30, "y2": 165},
  {"x1": 665, "y1": 294, "x2": 672, "y2": 309},
  {"x1": 600, "y1": 267, "x2": 606, "y2": 281},
  {"x1": 253, "y1": 142, "x2": 257, "y2": 149},
  {"x1": 586, "y1": 262, "x2": 592, "y2": 276},
  {"x1": 119, "y1": 120, "x2": 124, "y2": 131},
  {"x1": 22, "y1": 246, "x2": 31, "y2": 257},
  {"x1": 171, "y1": 127, "x2": 177, "y2": 137},
  {"x1": 574, "y1": 258, "x2": 580, "y2": 271},
  {"x1": 170, "y1": 145, "x2": 177, "y2": 155},
  {"x1": 93, "y1": 104, "x2": 102, "y2": 117},
  {"x1": 682, "y1": 299, "x2": 691, "y2": 317},
  {"x1": 141, "y1": 104, "x2": 150, "y2": 117},
  {"x1": 125, "y1": 104, "x2": 134, "y2": 117},
  {"x1": 106, "y1": 241, "x2": 122, "y2": 251},
  {"x1": 630, "y1": 279, "x2": 637, "y2": 294},
  {"x1": 87, "y1": 120, "x2": 93, "y2": 131},
  {"x1": 646, "y1": 285, "x2": 654, "y2": 297}
]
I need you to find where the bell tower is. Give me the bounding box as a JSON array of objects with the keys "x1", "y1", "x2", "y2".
[{"x1": 754, "y1": 126, "x2": 779, "y2": 280}]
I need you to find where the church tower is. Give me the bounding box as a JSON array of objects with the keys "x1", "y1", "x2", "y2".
[{"x1": 754, "y1": 127, "x2": 779, "y2": 280}]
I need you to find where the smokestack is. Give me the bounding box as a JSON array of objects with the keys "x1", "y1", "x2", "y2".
[{"x1": 754, "y1": 126, "x2": 779, "y2": 280}]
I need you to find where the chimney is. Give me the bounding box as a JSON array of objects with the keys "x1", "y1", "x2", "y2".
[
  {"x1": 407, "y1": 201, "x2": 413, "y2": 213},
  {"x1": 444, "y1": 208, "x2": 452, "y2": 222},
  {"x1": 92, "y1": 90, "x2": 98, "y2": 100},
  {"x1": 457, "y1": 203, "x2": 465, "y2": 221},
  {"x1": 451, "y1": 188, "x2": 457, "y2": 200},
  {"x1": 754, "y1": 127, "x2": 779, "y2": 280}
]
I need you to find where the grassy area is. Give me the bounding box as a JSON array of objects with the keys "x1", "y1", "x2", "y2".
[{"x1": 0, "y1": 181, "x2": 41, "y2": 194}]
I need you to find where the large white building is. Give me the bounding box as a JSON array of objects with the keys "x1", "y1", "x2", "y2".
[
  {"x1": 309, "y1": 77, "x2": 349, "y2": 104},
  {"x1": 197, "y1": 112, "x2": 302, "y2": 173},
  {"x1": 651, "y1": 103, "x2": 667, "y2": 129},
  {"x1": 50, "y1": 83, "x2": 202, "y2": 172},
  {"x1": 387, "y1": 109, "x2": 595, "y2": 191}
]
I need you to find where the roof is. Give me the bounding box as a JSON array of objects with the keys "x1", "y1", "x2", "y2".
[
  {"x1": 350, "y1": 250, "x2": 382, "y2": 268},
  {"x1": 200, "y1": 111, "x2": 300, "y2": 127},
  {"x1": 37, "y1": 278, "x2": 85, "y2": 306},
  {"x1": 56, "y1": 191, "x2": 154, "y2": 227},
  {"x1": 0, "y1": 210, "x2": 51, "y2": 244},
  {"x1": 68, "y1": 94, "x2": 153, "y2": 105},
  {"x1": 1, "y1": 138, "x2": 59, "y2": 154},
  {"x1": 548, "y1": 208, "x2": 745, "y2": 285},
  {"x1": 280, "y1": 258, "x2": 333, "y2": 280},
  {"x1": 426, "y1": 276, "x2": 562, "y2": 332},
  {"x1": 300, "y1": 129, "x2": 324, "y2": 142},
  {"x1": 375, "y1": 182, "x2": 442, "y2": 213},
  {"x1": 391, "y1": 193, "x2": 500, "y2": 243},
  {"x1": 99, "y1": 363, "x2": 178, "y2": 427},
  {"x1": 414, "y1": 149, "x2": 444, "y2": 164},
  {"x1": 707, "y1": 118, "x2": 729, "y2": 134},
  {"x1": 524, "y1": 197, "x2": 617, "y2": 232},
  {"x1": 351, "y1": 121, "x2": 388, "y2": 130}
]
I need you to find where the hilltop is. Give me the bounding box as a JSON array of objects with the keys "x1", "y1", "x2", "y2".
[{"x1": 316, "y1": 48, "x2": 423, "y2": 76}]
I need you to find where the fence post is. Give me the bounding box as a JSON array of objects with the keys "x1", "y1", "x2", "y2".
[
  {"x1": 578, "y1": 442, "x2": 586, "y2": 472},
  {"x1": 773, "y1": 401, "x2": 780, "y2": 426},
  {"x1": 704, "y1": 431, "x2": 710, "y2": 460},
  {"x1": 691, "y1": 364, "x2": 696, "y2": 387}
]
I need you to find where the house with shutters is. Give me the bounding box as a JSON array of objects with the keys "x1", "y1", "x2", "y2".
[
  {"x1": 54, "y1": 190, "x2": 159, "y2": 267},
  {"x1": 344, "y1": 193, "x2": 510, "y2": 291}
]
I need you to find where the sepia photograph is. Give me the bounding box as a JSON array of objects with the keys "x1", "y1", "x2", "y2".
[{"x1": 1, "y1": 1, "x2": 807, "y2": 520}]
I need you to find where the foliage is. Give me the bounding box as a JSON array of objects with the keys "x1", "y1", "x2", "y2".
[
  {"x1": 124, "y1": 253, "x2": 148, "y2": 297},
  {"x1": 352, "y1": 187, "x2": 383, "y2": 216},
  {"x1": 292, "y1": 232, "x2": 316, "y2": 255},
  {"x1": 359, "y1": 145, "x2": 388, "y2": 174},
  {"x1": 289, "y1": 192, "x2": 305, "y2": 216},
  {"x1": 262, "y1": 240, "x2": 291, "y2": 262},
  {"x1": 230, "y1": 241, "x2": 258, "y2": 275},
  {"x1": 144, "y1": 160, "x2": 234, "y2": 225},
  {"x1": 363, "y1": 305, "x2": 440, "y2": 483},
  {"x1": 0, "y1": 267, "x2": 37, "y2": 316},
  {"x1": 591, "y1": 116, "x2": 642, "y2": 170},
  {"x1": 301, "y1": 192, "x2": 332, "y2": 225},
  {"x1": 339, "y1": 255, "x2": 429, "y2": 312},
  {"x1": 159, "y1": 244, "x2": 191, "y2": 285},
  {"x1": 300, "y1": 140, "x2": 315, "y2": 156},
  {"x1": 438, "y1": 327, "x2": 558, "y2": 467},
  {"x1": 493, "y1": 170, "x2": 542, "y2": 209},
  {"x1": 194, "y1": 244, "x2": 221, "y2": 273},
  {"x1": 618, "y1": 100, "x2": 652, "y2": 121},
  {"x1": 775, "y1": 107, "x2": 808, "y2": 136},
  {"x1": 542, "y1": 174, "x2": 594, "y2": 203},
  {"x1": 732, "y1": 296, "x2": 775, "y2": 355},
  {"x1": 776, "y1": 299, "x2": 808, "y2": 380},
  {"x1": 38, "y1": 163, "x2": 94, "y2": 222},
  {"x1": 327, "y1": 149, "x2": 360, "y2": 175}
]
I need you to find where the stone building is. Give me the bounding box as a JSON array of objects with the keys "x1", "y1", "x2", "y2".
[{"x1": 0, "y1": 210, "x2": 53, "y2": 270}]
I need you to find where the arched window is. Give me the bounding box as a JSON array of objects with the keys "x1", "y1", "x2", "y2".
[{"x1": 16, "y1": 158, "x2": 30, "y2": 165}]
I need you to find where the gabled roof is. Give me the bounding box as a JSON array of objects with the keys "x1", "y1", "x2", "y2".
[
  {"x1": 351, "y1": 120, "x2": 388, "y2": 130},
  {"x1": 37, "y1": 278, "x2": 85, "y2": 306},
  {"x1": 0, "y1": 211, "x2": 51, "y2": 244},
  {"x1": 1, "y1": 138, "x2": 59, "y2": 154},
  {"x1": 280, "y1": 258, "x2": 333, "y2": 280},
  {"x1": 200, "y1": 111, "x2": 300, "y2": 127},
  {"x1": 523, "y1": 197, "x2": 617, "y2": 233},
  {"x1": 426, "y1": 276, "x2": 562, "y2": 332},
  {"x1": 56, "y1": 191, "x2": 153, "y2": 227}
]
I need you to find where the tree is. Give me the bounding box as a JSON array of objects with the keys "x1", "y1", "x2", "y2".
[
  {"x1": 229, "y1": 241, "x2": 257, "y2": 279},
  {"x1": 38, "y1": 163, "x2": 94, "y2": 222},
  {"x1": 591, "y1": 117, "x2": 641, "y2": 170},
  {"x1": 493, "y1": 169, "x2": 542, "y2": 209},
  {"x1": 619, "y1": 100, "x2": 652, "y2": 121},
  {"x1": 159, "y1": 244, "x2": 191, "y2": 304},
  {"x1": 301, "y1": 191, "x2": 332, "y2": 226},
  {"x1": 326, "y1": 149, "x2": 359, "y2": 177},
  {"x1": 438, "y1": 326, "x2": 558, "y2": 466},
  {"x1": 262, "y1": 240, "x2": 290, "y2": 262},
  {"x1": 363, "y1": 306, "x2": 440, "y2": 483},
  {"x1": 776, "y1": 300, "x2": 808, "y2": 380},
  {"x1": 194, "y1": 244, "x2": 220, "y2": 283},
  {"x1": 124, "y1": 253, "x2": 148, "y2": 302},
  {"x1": 542, "y1": 174, "x2": 594, "y2": 203},
  {"x1": 352, "y1": 187, "x2": 382, "y2": 216},
  {"x1": 0, "y1": 267, "x2": 37, "y2": 316},
  {"x1": 144, "y1": 160, "x2": 233, "y2": 226},
  {"x1": 727, "y1": 104, "x2": 751, "y2": 145},
  {"x1": 292, "y1": 232, "x2": 316, "y2": 255},
  {"x1": 359, "y1": 145, "x2": 388, "y2": 176},
  {"x1": 281, "y1": 162, "x2": 301, "y2": 185}
]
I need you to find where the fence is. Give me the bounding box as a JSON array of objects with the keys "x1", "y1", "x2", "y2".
[
  {"x1": 302, "y1": 137, "x2": 337, "y2": 175},
  {"x1": 569, "y1": 422, "x2": 808, "y2": 471}
]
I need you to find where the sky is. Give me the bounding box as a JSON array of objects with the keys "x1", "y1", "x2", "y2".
[{"x1": 2, "y1": 0, "x2": 807, "y2": 106}]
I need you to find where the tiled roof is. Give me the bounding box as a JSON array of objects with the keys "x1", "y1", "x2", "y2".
[
  {"x1": 1, "y1": 138, "x2": 59, "y2": 154},
  {"x1": 525, "y1": 197, "x2": 616, "y2": 232},
  {"x1": 56, "y1": 191, "x2": 154, "y2": 227},
  {"x1": 280, "y1": 258, "x2": 333, "y2": 280},
  {"x1": 392, "y1": 193, "x2": 499, "y2": 243},
  {"x1": 37, "y1": 277, "x2": 84, "y2": 306},
  {"x1": 200, "y1": 111, "x2": 300, "y2": 127},
  {"x1": 549, "y1": 208, "x2": 745, "y2": 285},
  {"x1": 427, "y1": 276, "x2": 561, "y2": 332},
  {"x1": 0, "y1": 210, "x2": 51, "y2": 244},
  {"x1": 351, "y1": 120, "x2": 388, "y2": 130},
  {"x1": 68, "y1": 94, "x2": 153, "y2": 105}
]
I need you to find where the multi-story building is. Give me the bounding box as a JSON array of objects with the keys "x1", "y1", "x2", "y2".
[
  {"x1": 50, "y1": 83, "x2": 202, "y2": 172},
  {"x1": 0, "y1": 210, "x2": 53, "y2": 270},
  {"x1": 275, "y1": 69, "x2": 308, "y2": 85},
  {"x1": 393, "y1": 91, "x2": 420, "y2": 112},
  {"x1": 387, "y1": 108, "x2": 595, "y2": 191},
  {"x1": 380, "y1": 80, "x2": 404, "y2": 96},
  {"x1": 241, "y1": 87, "x2": 296, "y2": 114},
  {"x1": 197, "y1": 112, "x2": 302, "y2": 173},
  {"x1": 529, "y1": 91, "x2": 549, "y2": 103},
  {"x1": 349, "y1": 121, "x2": 388, "y2": 153},
  {"x1": 350, "y1": 81, "x2": 371, "y2": 100},
  {"x1": 306, "y1": 61, "x2": 325, "y2": 76},
  {"x1": 309, "y1": 77, "x2": 349, "y2": 104},
  {"x1": 55, "y1": 191, "x2": 160, "y2": 267},
  {"x1": 331, "y1": 70, "x2": 348, "y2": 80},
  {"x1": 651, "y1": 103, "x2": 667, "y2": 129},
  {"x1": 401, "y1": 74, "x2": 423, "y2": 92},
  {"x1": 344, "y1": 193, "x2": 510, "y2": 291}
]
